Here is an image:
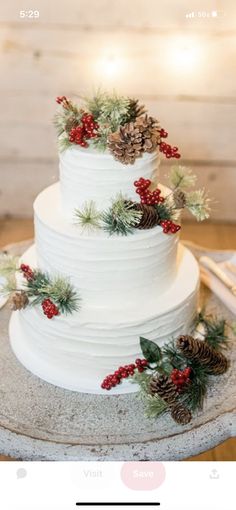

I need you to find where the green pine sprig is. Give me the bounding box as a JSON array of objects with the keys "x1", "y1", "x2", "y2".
[
  {"x1": 179, "y1": 364, "x2": 209, "y2": 411},
  {"x1": 131, "y1": 371, "x2": 168, "y2": 418},
  {"x1": 26, "y1": 271, "x2": 80, "y2": 314},
  {"x1": 169, "y1": 166, "x2": 197, "y2": 190},
  {"x1": 54, "y1": 99, "x2": 84, "y2": 152},
  {"x1": 85, "y1": 90, "x2": 130, "y2": 129},
  {"x1": 85, "y1": 91, "x2": 144, "y2": 151},
  {"x1": 57, "y1": 134, "x2": 73, "y2": 152},
  {"x1": 102, "y1": 194, "x2": 142, "y2": 236},
  {"x1": 136, "y1": 311, "x2": 230, "y2": 417},
  {"x1": 0, "y1": 253, "x2": 19, "y2": 296},
  {"x1": 154, "y1": 199, "x2": 178, "y2": 222},
  {"x1": 0, "y1": 253, "x2": 19, "y2": 277},
  {"x1": 74, "y1": 201, "x2": 102, "y2": 231},
  {"x1": 196, "y1": 312, "x2": 228, "y2": 350},
  {"x1": 0, "y1": 254, "x2": 80, "y2": 316},
  {"x1": 185, "y1": 189, "x2": 211, "y2": 221},
  {"x1": 91, "y1": 125, "x2": 112, "y2": 152}
]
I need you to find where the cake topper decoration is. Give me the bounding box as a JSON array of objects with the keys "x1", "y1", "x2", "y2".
[{"x1": 54, "y1": 91, "x2": 180, "y2": 163}]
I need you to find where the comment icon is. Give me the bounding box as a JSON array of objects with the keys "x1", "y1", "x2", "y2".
[{"x1": 16, "y1": 468, "x2": 27, "y2": 480}]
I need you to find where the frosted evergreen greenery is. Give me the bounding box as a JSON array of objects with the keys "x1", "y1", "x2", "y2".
[
  {"x1": 128, "y1": 313, "x2": 229, "y2": 418},
  {"x1": 91, "y1": 125, "x2": 112, "y2": 152},
  {"x1": 0, "y1": 254, "x2": 80, "y2": 315},
  {"x1": 0, "y1": 253, "x2": 18, "y2": 277},
  {"x1": 168, "y1": 166, "x2": 212, "y2": 221},
  {"x1": 169, "y1": 165, "x2": 197, "y2": 190},
  {"x1": 0, "y1": 253, "x2": 19, "y2": 295},
  {"x1": 85, "y1": 91, "x2": 130, "y2": 129},
  {"x1": 196, "y1": 312, "x2": 228, "y2": 351},
  {"x1": 24, "y1": 272, "x2": 80, "y2": 314},
  {"x1": 186, "y1": 189, "x2": 211, "y2": 221},
  {"x1": 54, "y1": 101, "x2": 83, "y2": 152},
  {"x1": 74, "y1": 201, "x2": 102, "y2": 230},
  {"x1": 57, "y1": 134, "x2": 72, "y2": 152},
  {"x1": 54, "y1": 105, "x2": 82, "y2": 137},
  {"x1": 85, "y1": 91, "x2": 140, "y2": 151},
  {"x1": 102, "y1": 194, "x2": 142, "y2": 236},
  {"x1": 131, "y1": 371, "x2": 168, "y2": 418},
  {"x1": 154, "y1": 199, "x2": 179, "y2": 222}
]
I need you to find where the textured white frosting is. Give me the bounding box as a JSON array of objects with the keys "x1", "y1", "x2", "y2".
[
  {"x1": 9, "y1": 244, "x2": 199, "y2": 394},
  {"x1": 59, "y1": 146, "x2": 160, "y2": 218},
  {"x1": 34, "y1": 183, "x2": 178, "y2": 309}
]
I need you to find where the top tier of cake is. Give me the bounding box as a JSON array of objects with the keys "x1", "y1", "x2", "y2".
[{"x1": 59, "y1": 146, "x2": 160, "y2": 219}]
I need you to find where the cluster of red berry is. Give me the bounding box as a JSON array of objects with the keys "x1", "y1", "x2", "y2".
[
  {"x1": 170, "y1": 367, "x2": 192, "y2": 389},
  {"x1": 134, "y1": 178, "x2": 165, "y2": 205},
  {"x1": 160, "y1": 219, "x2": 181, "y2": 234},
  {"x1": 101, "y1": 358, "x2": 148, "y2": 390},
  {"x1": 56, "y1": 96, "x2": 70, "y2": 109},
  {"x1": 159, "y1": 142, "x2": 181, "y2": 159},
  {"x1": 42, "y1": 298, "x2": 60, "y2": 319},
  {"x1": 69, "y1": 113, "x2": 99, "y2": 148},
  {"x1": 20, "y1": 263, "x2": 34, "y2": 281},
  {"x1": 159, "y1": 128, "x2": 168, "y2": 138}
]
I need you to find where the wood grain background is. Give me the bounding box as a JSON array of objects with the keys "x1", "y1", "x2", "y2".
[{"x1": 0, "y1": 1, "x2": 236, "y2": 219}]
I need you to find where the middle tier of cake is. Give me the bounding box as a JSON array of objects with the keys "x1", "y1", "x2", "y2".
[{"x1": 34, "y1": 183, "x2": 179, "y2": 310}]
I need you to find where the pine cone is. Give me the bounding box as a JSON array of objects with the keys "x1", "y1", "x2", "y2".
[
  {"x1": 150, "y1": 374, "x2": 192, "y2": 425},
  {"x1": 108, "y1": 123, "x2": 143, "y2": 165},
  {"x1": 107, "y1": 115, "x2": 161, "y2": 165},
  {"x1": 132, "y1": 203, "x2": 159, "y2": 229},
  {"x1": 150, "y1": 375, "x2": 178, "y2": 406},
  {"x1": 177, "y1": 335, "x2": 228, "y2": 375},
  {"x1": 173, "y1": 189, "x2": 186, "y2": 209},
  {"x1": 171, "y1": 403, "x2": 192, "y2": 425},
  {"x1": 135, "y1": 115, "x2": 161, "y2": 153},
  {"x1": 128, "y1": 98, "x2": 147, "y2": 121},
  {"x1": 10, "y1": 291, "x2": 29, "y2": 311}
]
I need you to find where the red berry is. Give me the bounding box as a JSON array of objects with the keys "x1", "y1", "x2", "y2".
[
  {"x1": 184, "y1": 367, "x2": 192, "y2": 377},
  {"x1": 141, "y1": 359, "x2": 148, "y2": 366},
  {"x1": 160, "y1": 128, "x2": 168, "y2": 138},
  {"x1": 20, "y1": 263, "x2": 34, "y2": 281},
  {"x1": 42, "y1": 299, "x2": 59, "y2": 319},
  {"x1": 56, "y1": 96, "x2": 67, "y2": 104}
]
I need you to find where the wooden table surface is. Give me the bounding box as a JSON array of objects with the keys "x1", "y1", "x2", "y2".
[{"x1": 0, "y1": 218, "x2": 236, "y2": 461}]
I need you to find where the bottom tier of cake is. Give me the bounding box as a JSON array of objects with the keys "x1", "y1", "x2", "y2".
[{"x1": 9, "y1": 244, "x2": 199, "y2": 394}]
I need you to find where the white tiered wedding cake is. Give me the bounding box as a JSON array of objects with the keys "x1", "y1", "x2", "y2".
[{"x1": 9, "y1": 93, "x2": 200, "y2": 394}]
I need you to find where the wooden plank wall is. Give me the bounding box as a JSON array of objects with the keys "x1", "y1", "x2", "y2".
[{"x1": 0, "y1": 0, "x2": 236, "y2": 220}]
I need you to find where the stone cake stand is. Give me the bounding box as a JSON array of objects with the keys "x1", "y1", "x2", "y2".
[{"x1": 0, "y1": 241, "x2": 235, "y2": 461}]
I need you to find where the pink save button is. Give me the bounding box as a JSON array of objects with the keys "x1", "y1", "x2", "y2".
[{"x1": 120, "y1": 462, "x2": 166, "y2": 491}]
